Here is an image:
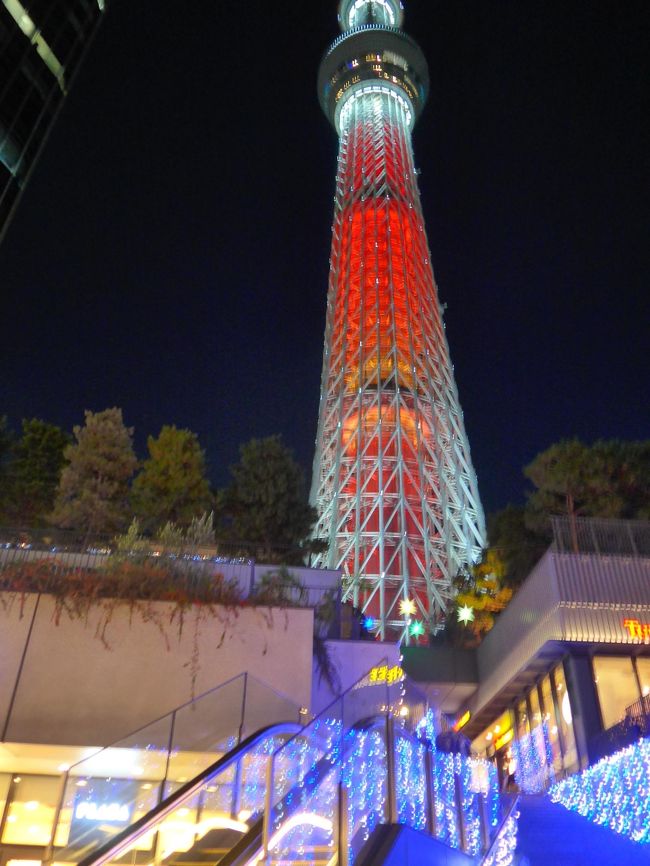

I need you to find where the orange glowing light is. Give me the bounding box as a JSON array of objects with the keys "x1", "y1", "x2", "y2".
[{"x1": 622, "y1": 618, "x2": 650, "y2": 640}]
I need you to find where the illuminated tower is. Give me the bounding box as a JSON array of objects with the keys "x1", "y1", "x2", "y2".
[{"x1": 311, "y1": 0, "x2": 486, "y2": 641}]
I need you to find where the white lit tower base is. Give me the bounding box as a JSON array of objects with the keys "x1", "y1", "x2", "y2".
[{"x1": 310, "y1": 0, "x2": 486, "y2": 642}]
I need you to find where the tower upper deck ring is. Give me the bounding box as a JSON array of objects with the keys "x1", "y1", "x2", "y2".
[
  {"x1": 338, "y1": 0, "x2": 404, "y2": 31},
  {"x1": 318, "y1": 2, "x2": 429, "y2": 130}
]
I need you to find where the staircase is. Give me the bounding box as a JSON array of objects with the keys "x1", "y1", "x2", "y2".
[{"x1": 515, "y1": 795, "x2": 650, "y2": 865}]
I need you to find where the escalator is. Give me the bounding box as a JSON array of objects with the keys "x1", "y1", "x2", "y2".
[{"x1": 61, "y1": 666, "x2": 517, "y2": 866}]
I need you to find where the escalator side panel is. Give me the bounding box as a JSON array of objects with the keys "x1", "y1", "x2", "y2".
[{"x1": 355, "y1": 824, "x2": 476, "y2": 866}]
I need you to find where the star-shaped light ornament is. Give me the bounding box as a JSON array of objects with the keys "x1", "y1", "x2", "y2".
[
  {"x1": 410, "y1": 620, "x2": 425, "y2": 638},
  {"x1": 457, "y1": 604, "x2": 475, "y2": 625},
  {"x1": 399, "y1": 598, "x2": 417, "y2": 617}
]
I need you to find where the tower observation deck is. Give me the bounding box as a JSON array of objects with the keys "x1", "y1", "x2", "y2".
[{"x1": 311, "y1": 0, "x2": 486, "y2": 642}]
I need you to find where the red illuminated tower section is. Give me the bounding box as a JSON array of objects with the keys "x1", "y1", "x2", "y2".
[{"x1": 311, "y1": 0, "x2": 486, "y2": 641}]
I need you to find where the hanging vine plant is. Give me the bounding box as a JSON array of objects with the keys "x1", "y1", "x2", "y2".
[{"x1": 0, "y1": 516, "x2": 335, "y2": 699}]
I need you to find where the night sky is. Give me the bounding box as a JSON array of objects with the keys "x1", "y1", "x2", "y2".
[{"x1": 1, "y1": 0, "x2": 648, "y2": 516}]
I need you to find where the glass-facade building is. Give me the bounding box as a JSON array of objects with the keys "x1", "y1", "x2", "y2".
[
  {"x1": 458, "y1": 517, "x2": 650, "y2": 789},
  {"x1": 0, "y1": 0, "x2": 107, "y2": 243}
]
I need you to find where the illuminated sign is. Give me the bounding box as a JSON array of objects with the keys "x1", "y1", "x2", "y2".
[
  {"x1": 453, "y1": 710, "x2": 471, "y2": 732},
  {"x1": 369, "y1": 664, "x2": 404, "y2": 685},
  {"x1": 622, "y1": 618, "x2": 650, "y2": 640},
  {"x1": 494, "y1": 729, "x2": 514, "y2": 751},
  {"x1": 75, "y1": 802, "x2": 131, "y2": 822}
]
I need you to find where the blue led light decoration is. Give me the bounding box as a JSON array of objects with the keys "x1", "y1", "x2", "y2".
[
  {"x1": 512, "y1": 721, "x2": 555, "y2": 794},
  {"x1": 395, "y1": 735, "x2": 428, "y2": 831},
  {"x1": 342, "y1": 728, "x2": 388, "y2": 861},
  {"x1": 261, "y1": 697, "x2": 508, "y2": 864},
  {"x1": 482, "y1": 813, "x2": 519, "y2": 866},
  {"x1": 549, "y1": 739, "x2": 650, "y2": 845}
]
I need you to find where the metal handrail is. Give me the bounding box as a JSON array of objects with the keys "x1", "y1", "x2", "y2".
[
  {"x1": 220, "y1": 716, "x2": 391, "y2": 866},
  {"x1": 75, "y1": 721, "x2": 302, "y2": 866}
]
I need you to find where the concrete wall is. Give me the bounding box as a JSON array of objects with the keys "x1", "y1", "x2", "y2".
[
  {"x1": 0, "y1": 591, "x2": 314, "y2": 747},
  {"x1": 311, "y1": 638, "x2": 400, "y2": 715}
]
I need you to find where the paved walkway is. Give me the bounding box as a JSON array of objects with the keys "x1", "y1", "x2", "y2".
[{"x1": 514, "y1": 795, "x2": 650, "y2": 865}]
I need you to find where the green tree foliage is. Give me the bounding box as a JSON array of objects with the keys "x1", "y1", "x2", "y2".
[
  {"x1": 0, "y1": 416, "x2": 14, "y2": 518},
  {"x1": 448, "y1": 549, "x2": 513, "y2": 647},
  {"x1": 115, "y1": 512, "x2": 216, "y2": 557},
  {"x1": 51, "y1": 408, "x2": 137, "y2": 538},
  {"x1": 487, "y1": 505, "x2": 549, "y2": 588},
  {"x1": 489, "y1": 438, "x2": 650, "y2": 587},
  {"x1": 525, "y1": 438, "x2": 650, "y2": 524},
  {"x1": 218, "y1": 435, "x2": 322, "y2": 564},
  {"x1": 0, "y1": 415, "x2": 12, "y2": 465},
  {"x1": 2, "y1": 419, "x2": 71, "y2": 526},
  {"x1": 131, "y1": 425, "x2": 213, "y2": 531}
]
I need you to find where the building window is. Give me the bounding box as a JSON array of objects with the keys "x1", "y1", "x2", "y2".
[
  {"x1": 635, "y1": 657, "x2": 650, "y2": 699},
  {"x1": 1, "y1": 775, "x2": 60, "y2": 846},
  {"x1": 552, "y1": 663, "x2": 578, "y2": 772},
  {"x1": 515, "y1": 698, "x2": 529, "y2": 740},
  {"x1": 0, "y1": 773, "x2": 11, "y2": 825},
  {"x1": 539, "y1": 675, "x2": 563, "y2": 774},
  {"x1": 528, "y1": 685, "x2": 543, "y2": 730},
  {"x1": 593, "y1": 656, "x2": 640, "y2": 730}
]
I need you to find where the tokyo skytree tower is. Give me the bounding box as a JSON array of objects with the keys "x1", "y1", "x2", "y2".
[{"x1": 310, "y1": 0, "x2": 486, "y2": 641}]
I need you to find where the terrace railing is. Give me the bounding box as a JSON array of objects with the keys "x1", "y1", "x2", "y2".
[{"x1": 551, "y1": 515, "x2": 650, "y2": 557}]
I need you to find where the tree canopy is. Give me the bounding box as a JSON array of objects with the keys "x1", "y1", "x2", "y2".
[
  {"x1": 51, "y1": 408, "x2": 137, "y2": 538},
  {"x1": 0, "y1": 416, "x2": 14, "y2": 519},
  {"x1": 131, "y1": 425, "x2": 213, "y2": 531},
  {"x1": 489, "y1": 438, "x2": 650, "y2": 587},
  {"x1": 1, "y1": 419, "x2": 70, "y2": 526},
  {"x1": 525, "y1": 438, "x2": 650, "y2": 525},
  {"x1": 218, "y1": 435, "x2": 321, "y2": 563},
  {"x1": 448, "y1": 549, "x2": 513, "y2": 647}
]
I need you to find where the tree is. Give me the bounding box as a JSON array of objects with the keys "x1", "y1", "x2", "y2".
[
  {"x1": 51, "y1": 408, "x2": 137, "y2": 538},
  {"x1": 218, "y1": 435, "x2": 321, "y2": 563},
  {"x1": 0, "y1": 416, "x2": 12, "y2": 466},
  {"x1": 447, "y1": 549, "x2": 513, "y2": 648},
  {"x1": 2, "y1": 419, "x2": 71, "y2": 526},
  {"x1": 525, "y1": 438, "x2": 650, "y2": 549},
  {"x1": 0, "y1": 416, "x2": 14, "y2": 520},
  {"x1": 131, "y1": 425, "x2": 213, "y2": 531},
  {"x1": 487, "y1": 438, "x2": 650, "y2": 584},
  {"x1": 487, "y1": 505, "x2": 550, "y2": 588}
]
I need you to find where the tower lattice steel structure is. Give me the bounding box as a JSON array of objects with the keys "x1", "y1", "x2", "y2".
[{"x1": 311, "y1": 0, "x2": 486, "y2": 641}]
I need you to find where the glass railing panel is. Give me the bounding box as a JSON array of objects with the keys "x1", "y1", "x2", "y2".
[
  {"x1": 55, "y1": 714, "x2": 174, "y2": 858},
  {"x1": 459, "y1": 757, "x2": 482, "y2": 856},
  {"x1": 394, "y1": 732, "x2": 427, "y2": 833},
  {"x1": 236, "y1": 733, "x2": 291, "y2": 821},
  {"x1": 432, "y1": 751, "x2": 461, "y2": 849},
  {"x1": 241, "y1": 675, "x2": 302, "y2": 739},
  {"x1": 265, "y1": 698, "x2": 343, "y2": 864},
  {"x1": 50, "y1": 671, "x2": 303, "y2": 865},
  {"x1": 343, "y1": 723, "x2": 388, "y2": 864},
  {"x1": 163, "y1": 677, "x2": 247, "y2": 794},
  {"x1": 263, "y1": 664, "x2": 394, "y2": 865},
  {"x1": 482, "y1": 760, "x2": 500, "y2": 840},
  {"x1": 137, "y1": 729, "x2": 295, "y2": 866}
]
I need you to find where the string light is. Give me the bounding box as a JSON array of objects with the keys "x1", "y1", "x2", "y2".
[
  {"x1": 512, "y1": 722, "x2": 555, "y2": 794},
  {"x1": 395, "y1": 735, "x2": 427, "y2": 831},
  {"x1": 482, "y1": 813, "x2": 519, "y2": 866},
  {"x1": 255, "y1": 705, "x2": 508, "y2": 864},
  {"x1": 549, "y1": 739, "x2": 650, "y2": 844}
]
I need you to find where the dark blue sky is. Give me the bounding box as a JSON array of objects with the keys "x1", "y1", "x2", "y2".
[{"x1": 1, "y1": 0, "x2": 648, "y2": 515}]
